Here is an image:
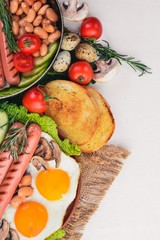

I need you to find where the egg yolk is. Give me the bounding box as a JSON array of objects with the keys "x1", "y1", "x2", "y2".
[
  {"x1": 36, "y1": 169, "x2": 70, "y2": 201},
  {"x1": 14, "y1": 201, "x2": 48, "y2": 238}
]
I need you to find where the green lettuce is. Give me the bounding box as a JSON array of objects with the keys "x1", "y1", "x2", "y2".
[
  {"x1": 0, "y1": 101, "x2": 81, "y2": 156},
  {"x1": 45, "y1": 229, "x2": 66, "y2": 240}
]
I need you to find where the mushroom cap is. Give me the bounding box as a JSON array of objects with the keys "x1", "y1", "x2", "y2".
[
  {"x1": 61, "y1": 0, "x2": 89, "y2": 22},
  {"x1": 93, "y1": 58, "x2": 120, "y2": 82}
]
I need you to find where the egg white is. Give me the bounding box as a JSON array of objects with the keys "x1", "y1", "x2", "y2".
[{"x1": 3, "y1": 132, "x2": 80, "y2": 240}]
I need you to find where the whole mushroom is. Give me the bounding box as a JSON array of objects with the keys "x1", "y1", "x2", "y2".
[
  {"x1": 93, "y1": 58, "x2": 120, "y2": 82},
  {"x1": 61, "y1": 0, "x2": 89, "y2": 22}
]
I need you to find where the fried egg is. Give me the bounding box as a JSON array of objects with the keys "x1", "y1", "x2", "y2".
[{"x1": 3, "y1": 132, "x2": 80, "y2": 239}]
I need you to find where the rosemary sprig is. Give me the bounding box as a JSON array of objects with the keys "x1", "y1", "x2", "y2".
[
  {"x1": 0, "y1": 122, "x2": 29, "y2": 161},
  {"x1": 0, "y1": 0, "x2": 18, "y2": 52},
  {"x1": 83, "y1": 38, "x2": 151, "y2": 76}
]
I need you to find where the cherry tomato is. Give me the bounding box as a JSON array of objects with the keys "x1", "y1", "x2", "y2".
[
  {"x1": 80, "y1": 17, "x2": 103, "y2": 39},
  {"x1": 68, "y1": 61, "x2": 93, "y2": 85},
  {"x1": 18, "y1": 34, "x2": 41, "y2": 54},
  {"x1": 13, "y1": 52, "x2": 34, "y2": 73},
  {"x1": 22, "y1": 86, "x2": 47, "y2": 113}
]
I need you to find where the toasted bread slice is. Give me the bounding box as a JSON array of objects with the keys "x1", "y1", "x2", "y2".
[
  {"x1": 45, "y1": 80, "x2": 99, "y2": 145},
  {"x1": 79, "y1": 86, "x2": 115, "y2": 152}
]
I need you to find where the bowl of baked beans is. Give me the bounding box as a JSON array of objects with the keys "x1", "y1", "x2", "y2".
[{"x1": 0, "y1": 0, "x2": 63, "y2": 100}]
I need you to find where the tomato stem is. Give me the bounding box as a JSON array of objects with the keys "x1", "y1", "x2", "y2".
[
  {"x1": 78, "y1": 76, "x2": 85, "y2": 82},
  {"x1": 37, "y1": 85, "x2": 59, "y2": 102},
  {"x1": 24, "y1": 38, "x2": 35, "y2": 48}
]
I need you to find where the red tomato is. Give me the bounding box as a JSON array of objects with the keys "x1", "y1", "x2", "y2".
[
  {"x1": 13, "y1": 52, "x2": 34, "y2": 72},
  {"x1": 68, "y1": 61, "x2": 93, "y2": 85},
  {"x1": 22, "y1": 86, "x2": 47, "y2": 113},
  {"x1": 18, "y1": 34, "x2": 41, "y2": 54},
  {"x1": 80, "y1": 17, "x2": 103, "y2": 39}
]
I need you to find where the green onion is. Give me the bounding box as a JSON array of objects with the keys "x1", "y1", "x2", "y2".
[{"x1": 0, "y1": 0, "x2": 18, "y2": 53}]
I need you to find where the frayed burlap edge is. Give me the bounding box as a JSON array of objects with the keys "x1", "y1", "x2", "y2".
[{"x1": 62, "y1": 144, "x2": 130, "y2": 240}]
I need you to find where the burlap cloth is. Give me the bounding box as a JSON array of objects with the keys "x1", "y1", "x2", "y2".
[{"x1": 62, "y1": 144, "x2": 130, "y2": 240}]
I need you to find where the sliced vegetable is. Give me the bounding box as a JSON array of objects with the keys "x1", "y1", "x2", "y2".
[
  {"x1": 0, "y1": 109, "x2": 8, "y2": 145},
  {"x1": 80, "y1": 17, "x2": 103, "y2": 39},
  {"x1": 18, "y1": 34, "x2": 41, "y2": 54},
  {"x1": 22, "y1": 63, "x2": 48, "y2": 77},
  {"x1": 22, "y1": 86, "x2": 47, "y2": 113},
  {"x1": 68, "y1": 61, "x2": 93, "y2": 85},
  {"x1": 34, "y1": 41, "x2": 59, "y2": 67},
  {"x1": 19, "y1": 68, "x2": 46, "y2": 88},
  {"x1": 13, "y1": 52, "x2": 34, "y2": 73}
]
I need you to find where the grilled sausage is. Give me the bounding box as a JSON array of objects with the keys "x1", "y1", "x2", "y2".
[
  {"x1": 0, "y1": 54, "x2": 5, "y2": 88},
  {"x1": 0, "y1": 123, "x2": 41, "y2": 218},
  {"x1": 0, "y1": 21, "x2": 20, "y2": 86},
  {"x1": 0, "y1": 123, "x2": 24, "y2": 185}
]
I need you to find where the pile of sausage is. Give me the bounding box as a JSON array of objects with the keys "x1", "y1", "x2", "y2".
[{"x1": 11, "y1": 0, "x2": 61, "y2": 57}]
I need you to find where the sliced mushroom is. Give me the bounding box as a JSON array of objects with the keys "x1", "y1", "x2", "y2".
[
  {"x1": 0, "y1": 219, "x2": 10, "y2": 240},
  {"x1": 50, "y1": 140, "x2": 61, "y2": 168},
  {"x1": 34, "y1": 137, "x2": 53, "y2": 160},
  {"x1": 61, "y1": 0, "x2": 88, "y2": 22},
  {"x1": 93, "y1": 58, "x2": 120, "y2": 82},
  {"x1": 9, "y1": 228, "x2": 20, "y2": 240},
  {"x1": 32, "y1": 156, "x2": 50, "y2": 170}
]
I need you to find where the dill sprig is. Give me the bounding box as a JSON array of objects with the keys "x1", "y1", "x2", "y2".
[
  {"x1": 0, "y1": 122, "x2": 29, "y2": 161},
  {"x1": 83, "y1": 38, "x2": 151, "y2": 76},
  {"x1": 0, "y1": 0, "x2": 18, "y2": 53}
]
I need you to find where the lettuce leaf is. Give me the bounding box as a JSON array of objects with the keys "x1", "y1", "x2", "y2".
[
  {"x1": 45, "y1": 229, "x2": 66, "y2": 240},
  {"x1": 0, "y1": 101, "x2": 81, "y2": 156}
]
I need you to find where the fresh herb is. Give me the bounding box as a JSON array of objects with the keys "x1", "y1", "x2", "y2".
[
  {"x1": 0, "y1": 122, "x2": 28, "y2": 161},
  {"x1": 83, "y1": 38, "x2": 151, "y2": 76},
  {"x1": 0, "y1": 0, "x2": 18, "y2": 52},
  {"x1": 45, "y1": 229, "x2": 66, "y2": 240},
  {"x1": 0, "y1": 102, "x2": 81, "y2": 156}
]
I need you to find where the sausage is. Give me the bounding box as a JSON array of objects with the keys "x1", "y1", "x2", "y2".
[
  {"x1": 0, "y1": 152, "x2": 13, "y2": 186},
  {"x1": 0, "y1": 123, "x2": 41, "y2": 219},
  {"x1": 0, "y1": 123, "x2": 24, "y2": 185},
  {"x1": 0, "y1": 21, "x2": 20, "y2": 86},
  {"x1": 0, "y1": 54, "x2": 5, "y2": 88}
]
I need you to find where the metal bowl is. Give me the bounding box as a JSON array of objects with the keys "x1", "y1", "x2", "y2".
[{"x1": 0, "y1": 0, "x2": 64, "y2": 101}]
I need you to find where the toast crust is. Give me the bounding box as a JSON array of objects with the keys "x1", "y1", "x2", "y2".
[{"x1": 79, "y1": 86, "x2": 115, "y2": 152}]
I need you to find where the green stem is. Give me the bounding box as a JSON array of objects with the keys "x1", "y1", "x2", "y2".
[
  {"x1": 0, "y1": 0, "x2": 18, "y2": 53},
  {"x1": 83, "y1": 38, "x2": 151, "y2": 76}
]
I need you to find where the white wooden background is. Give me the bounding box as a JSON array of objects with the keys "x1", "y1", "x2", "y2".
[{"x1": 59, "y1": 0, "x2": 160, "y2": 239}]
